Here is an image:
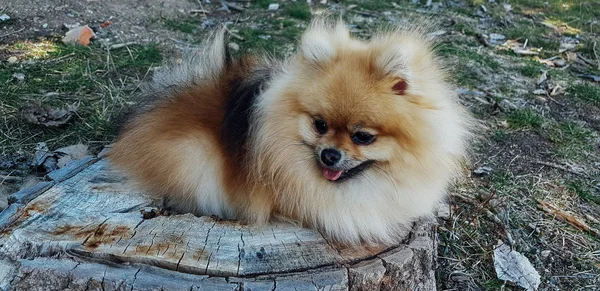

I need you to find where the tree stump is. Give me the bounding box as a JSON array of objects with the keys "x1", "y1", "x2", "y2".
[{"x1": 0, "y1": 156, "x2": 438, "y2": 291}]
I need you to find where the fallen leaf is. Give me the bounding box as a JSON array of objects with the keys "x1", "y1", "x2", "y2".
[
  {"x1": 550, "y1": 84, "x2": 565, "y2": 96},
  {"x1": 536, "y1": 71, "x2": 548, "y2": 85},
  {"x1": 576, "y1": 74, "x2": 600, "y2": 82},
  {"x1": 21, "y1": 100, "x2": 78, "y2": 127},
  {"x1": 494, "y1": 241, "x2": 541, "y2": 290},
  {"x1": 55, "y1": 144, "x2": 88, "y2": 168},
  {"x1": 12, "y1": 73, "x2": 25, "y2": 81},
  {"x1": 33, "y1": 142, "x2": 58, "y2": 173},
  {"x1": 100, "y1": 20, "x2": 112, "y2": 28},
  {"x1": 504, "y1": 39, "x2": 542, "y2": 56},
  {"x1": 62, "y1": 25, "x2": 95, "y2": 46}
]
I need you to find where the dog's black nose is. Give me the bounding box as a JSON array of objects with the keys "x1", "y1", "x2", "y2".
[{"x1": 321, "y1": 148, "x2": 341, "y2": 166}]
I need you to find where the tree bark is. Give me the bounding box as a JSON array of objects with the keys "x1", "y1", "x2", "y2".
[{"x1": 0, "y1": 158, "x2": 438, "y2": 291}]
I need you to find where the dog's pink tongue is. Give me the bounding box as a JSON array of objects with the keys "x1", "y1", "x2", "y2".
[{"x1": 323, "y1": 168, "x2": 343, "y2": 181}]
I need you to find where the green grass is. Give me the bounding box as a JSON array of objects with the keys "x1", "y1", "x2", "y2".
[
  {"x1": 519, "y1": 62, "x2": 544, "y2": 78},
  {"x1": 568, "y1": 83, "x2": 600, "y2": 105},
  {"x1": 567, "y1": 182, "x2": 600, "y2": 204},
  {"x1": 491, "y1": 129, "x2": 508, "y2": 143},
  {"x1": 502, "y1": 20, "x2": 560, "y2": 53},
  {"x1": 506, "y1": 109, "x2": 543, "y2": 129},
  {"x1": 237, "y1": 18, "x2": 303, "y2": 55},
  {"x1": 252, "y1": 0, "x2": 272, "y2": 9},
  {"x1": 436, "y1": 43, "x2": 502, "y2": 87},
  {"x1": 437, "y1": 45, "x2": 501, "y2": 70},
  {"x1": 0, "y1": 41, "x2": 162, "y2": 154},
  {"x1": 284, "y1": 2, "x2": 311, "y2": 21},
  {"x1": 510, "y1": 0, "x2": 600, "y2": 33},
  {"x1": 347, "y1": 0, "x2": 394, "y2": 11},
  {"x1": 542, "y1": 121, "x2": 595, "y2": 160},
  {"x1": 163, "y1": 18, "x2": 202, "y2": 35},
  {"x1": 453, "y1": 22, "x2": 478, "y2": 37}
]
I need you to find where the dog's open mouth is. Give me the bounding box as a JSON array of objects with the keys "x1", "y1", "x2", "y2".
[{"x1": 322, "y1": 160, "x2": 375, "y2": 182}]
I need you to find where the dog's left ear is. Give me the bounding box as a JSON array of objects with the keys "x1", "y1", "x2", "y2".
[
  {"x1": 375, "y1": 44, "x2": 414, "y2": 95},
  {"x1": 392, "y1": 79, "x2": 408, "y2": 95}
]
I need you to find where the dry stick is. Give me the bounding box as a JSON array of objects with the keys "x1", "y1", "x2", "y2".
[
  {"x1": 537, "y1": 200, "x2": 600, "y2": 238},
  {"x1": 0, "y1": 28, "x2": 25, "y2": 38},
  {"x1": 593, "y1": 41, "x2": 599, "y2": 70},
  {"x1": 196, "y1": 0, "x2": 209, "y2": 19},
  {"x1": 534, "y1": 160, "x2": 584, "y2": 176},
  {"x1": 43, "y1": 53, "x2": 75, "y2": 64},
  {"x1": 0, "y1": 174, "x2": 19, "y2": 184},
  {"x1": 222, "y1": 1, "x2": 245, "y2": 12},
  {"x1": 225, "y1": 27, "x2": 245, "y2": 41},
  {"x1": 449, "y1": 193, "x2": 515, "y2": 245}
]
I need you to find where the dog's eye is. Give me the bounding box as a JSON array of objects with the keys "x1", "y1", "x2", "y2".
[
  {"x1": 352, "y1": 131, "x2": 376, "y2": 145},
  {"x1": 314, "y1": 119, "x2": 328, "y2": 134}
]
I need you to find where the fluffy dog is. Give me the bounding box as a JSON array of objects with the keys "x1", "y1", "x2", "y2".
[{"x1": 110, "y1": 19, "x2": 471, "y2": 244}]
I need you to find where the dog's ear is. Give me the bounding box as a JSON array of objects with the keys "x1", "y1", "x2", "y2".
[
  {"x1": 392, "y1": 79, "x2": 408, "y2": 95},
  {"x1": 298, "y1": 19, "x2": 349, "y2": 64}
]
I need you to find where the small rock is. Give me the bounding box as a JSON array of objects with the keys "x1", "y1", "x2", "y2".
[
  {"x1": 499, "y1": 99, "x2": 518, "y2": 111},
  {"x1": 534, "y1": 96, "x2": 547, "y2": 104},
  {"x1": 7, "y1": 56, "x2": 18, "y2": 63},
  {"x1": 489, "y1": 33, "x2": 506, "y2": 44},
  {"x1": 541, "y1": 250, "x2": 551, "y2": 258},
  {"x1": 100, "y1": 20, "x2": 112, "y2": 28},
  {"x1": 12, "y1": 73, "x2": 25, "y2": 81},
  {"x1": 227, "y1": 42, "x2": 240, "y2": 51},
  {"x1": 0, "y1": 14, "x2": 10, "y2": 22},
  {"x1": 268, "y1": 3, "x2": 279, "y2": 10},
  {"x1": 503, "y1": 4, "x2": 512, "y2": 12},
  {"x1": 0, "y1": 196, "x2": 8, "y2": 211},
  {"x1": 536, "y1": 71, "x2": 548, "y2": 85},
  {"x1": 63, "y1": 23, "x2": 82, "y2": 30},
  {"x1": 553, "y1": 58, "x2": 566, "y2": 67},
  {"x1": 532, "y1": 89, "x2": 547, "y2": 95},
  {"x1": 428, "y1": 30, "x2": 447, "y2": 37},
  {"x1": 42, "y1": 23, "x2": 48, "y2": 29},
  {"x1": 62, "y1": 25, "x2": 95, "y2": 46},
  {"x1": 473, "y1": 166, "x2": 493, "y2": 176}
]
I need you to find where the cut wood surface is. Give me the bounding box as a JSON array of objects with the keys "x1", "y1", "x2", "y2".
[{"x1": 0, "y1": 158, "x2": 438, "y2": 290}]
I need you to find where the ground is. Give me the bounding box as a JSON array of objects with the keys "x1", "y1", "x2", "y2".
[{"x1": 1, "y1": 0, "x2": 599, "y2": 290}]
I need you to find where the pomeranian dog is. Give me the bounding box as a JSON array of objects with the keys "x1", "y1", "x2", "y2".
[{"x1": 109, "y1": 18, "x2": 471, "y2": 244}]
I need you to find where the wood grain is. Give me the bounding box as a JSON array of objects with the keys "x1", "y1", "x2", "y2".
[{"x1": 0, "y1": 158, "x2": 438, "y2": 290}]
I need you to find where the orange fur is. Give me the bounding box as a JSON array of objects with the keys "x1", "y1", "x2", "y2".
[{"x1": 109, "y1": 19, "x2": 471, "y2": 244}]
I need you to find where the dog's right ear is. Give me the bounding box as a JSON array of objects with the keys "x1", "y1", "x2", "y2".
[{"x1": 298, "y1": 19, "x2": 349, "y2": 65}]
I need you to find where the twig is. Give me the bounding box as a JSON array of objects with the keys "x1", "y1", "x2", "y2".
[
  {"x1": 109, "y1": 42, "x2": 137, "y2": 50},
  {"x1": 475, "y1": 33, "x2": 491, "y2": 47},
  {"x1": 196, "y1": 0, "x2": 209, "y2": 19},
  {"x1": 593, "y1": 41, "x2": 599, "y2": 70},
  {"x1": 0, "y1": 27, "x2": 25, "y2": 38},
  {"x1": 534, "y1": 160, "x2": 585, "y2": 176},
  {"x1": 537, "y1": 200, "x2": 599, "y2": 238},
  {"x1": 224, "y1": 27, "x2": 245, "y2": 41},
  {"x1": 43, "y1": 53, "x2": 75, "y2": 64},
  {"x1": 222, "y1": 1, "x2": 245, "y2": 12},
  {"x1": 0, "y1": 174, "x2": 19, "y2": 184},
  {"x1": 190, "y1": 9, "x2": 210, "y2": 15}
]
